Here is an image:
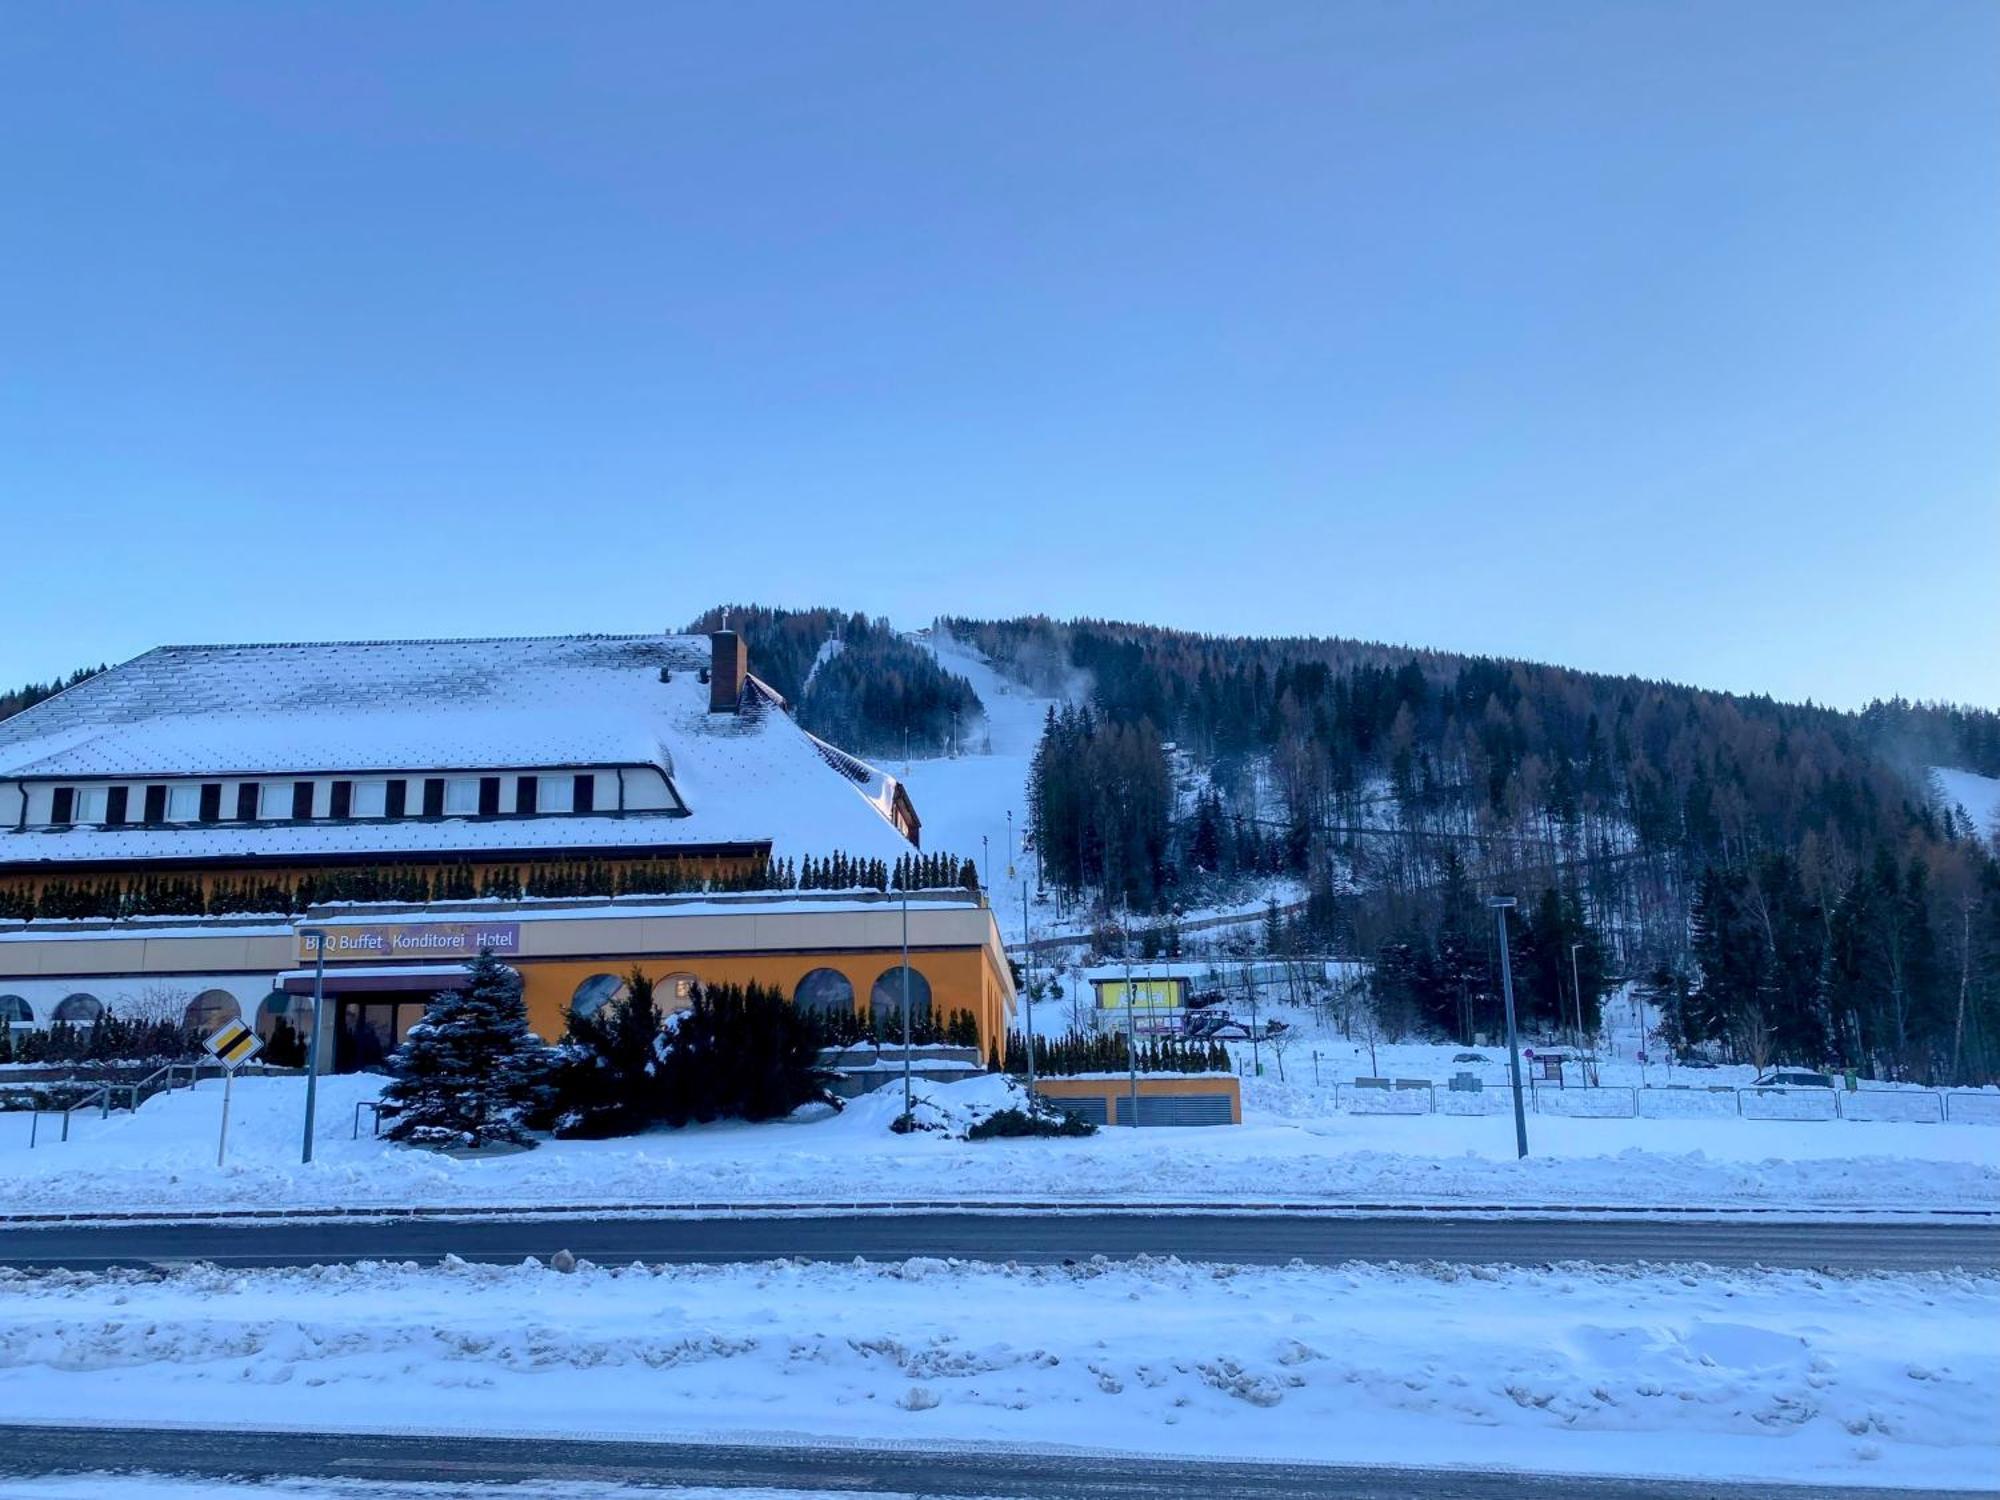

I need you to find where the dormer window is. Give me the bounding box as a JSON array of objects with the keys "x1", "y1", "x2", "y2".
[
  {"x1": 352, "y1": 780, "x2": 388, "y2": 818},
  {"x1": 538, "y1": 776, "x2": 573, "y2": 814},
  {"x1": 50, "y1": 787, "x2": 75, "y2": 826},
  {"x1": 444, "y1": 777, "x2": 480, "y2": 815},
  {"x1": 167, "y1": 784, "x2": 201, "y2": 822},
  {"x1": 75, "y1": 785, "x2": 109, "y2": 823}
]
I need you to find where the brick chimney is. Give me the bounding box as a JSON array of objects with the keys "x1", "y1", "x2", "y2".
[{"x1": 709, "y1": 629, "x2": 747, "y2": 712}]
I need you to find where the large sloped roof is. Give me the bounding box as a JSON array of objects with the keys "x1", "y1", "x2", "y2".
[{"x1": 0, "y1": 634, "x2": 917, "y2": 867}]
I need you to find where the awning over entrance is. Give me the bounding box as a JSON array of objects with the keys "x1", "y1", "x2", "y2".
[{"x1": 277, "y1": 962, "x2": 505, "y2": 996}]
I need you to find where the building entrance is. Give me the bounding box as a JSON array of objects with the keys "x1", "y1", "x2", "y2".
[{"x1": 334, "y1": 993, "x2": 434, "y2": 1072}]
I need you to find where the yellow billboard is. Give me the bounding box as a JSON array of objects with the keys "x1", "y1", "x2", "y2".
[{"x1": 1097, "y1": 978, "x2": 1182, "y2": 1009}]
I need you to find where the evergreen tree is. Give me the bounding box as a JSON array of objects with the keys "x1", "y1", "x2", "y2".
[{"x1": 381, "y1": 949, "x2": 553, "y2": 1149}]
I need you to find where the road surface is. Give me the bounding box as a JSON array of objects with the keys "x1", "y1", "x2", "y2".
[
  {"x1": 1, "y1": 1210, "x2": 1993, "y2": 1271},
  {"x1": 0, "y1": 1424, "x2": 1972, "y2": 1500}
]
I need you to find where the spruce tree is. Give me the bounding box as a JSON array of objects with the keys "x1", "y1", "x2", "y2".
[{"x1": 382, "y1": 948, "x2": 552, "y2": 1149}]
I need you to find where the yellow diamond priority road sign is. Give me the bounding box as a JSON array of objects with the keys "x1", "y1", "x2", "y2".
[{"x1": 203, "y1": 1018, "x2": 262, "y2": 1071}]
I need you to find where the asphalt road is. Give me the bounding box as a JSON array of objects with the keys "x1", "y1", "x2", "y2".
[
  {"x1": 0, "y1": 1424, "x2": 1973, "y2": 1500},
  {"x1": 1, "y1": 1210, "x2": 1994, "y2": 1271}
]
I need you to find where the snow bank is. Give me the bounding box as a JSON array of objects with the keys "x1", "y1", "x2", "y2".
[
  {"x1": 3, "y1": 1072, "x2": 1998, "y2": 1218},
  {"x1": 0, "y1": 1256, "x2": 1991, "y2": 1490}
]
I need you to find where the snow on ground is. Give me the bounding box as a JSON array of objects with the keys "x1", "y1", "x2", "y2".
[
  {"x1": 0, "y1": 1255, "x2": 1992, "y2": 1490},
  {"x1": 0, "y1": 1487, "x2": 840, "y2": 1500},
  {"x1": 1934, "y1": 766, "x2": 2000, "y2": 844},
  {"x1": 2, "y1": 1072, "x2": 1995, "y2": 1219}
]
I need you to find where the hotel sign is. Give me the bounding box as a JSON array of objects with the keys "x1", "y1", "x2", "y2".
[{"x1": 303, "y1": 922, "x2": 522, "y2": 963}]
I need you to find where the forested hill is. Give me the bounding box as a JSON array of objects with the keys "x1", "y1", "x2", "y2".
[
  {"x1": 943, "y1": 615, "x2": 2000, "y2": 1087},
  {"x1": 684, "y1": 606, "x2": 982, "y2": 759}
]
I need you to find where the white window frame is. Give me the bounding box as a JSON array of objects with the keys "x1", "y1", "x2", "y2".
[
  {"x1": 351, "y1": 779, "x2": 388, "y2": 818},
  {"x1": 74, "y1": 786, "x2": 110, "y2": 824},
  {"x1": 261, "y1": 782, "x2": 297, "y2": 819},
  {"x1": 166, "y1": 783, "x2": 201, "y2": 822},
  {"x1": 536, "y1": 775, "x2": 573, "y2": 813},
  {"x1": 444, "y1": 777, "x2": 480, "y2": 815}
]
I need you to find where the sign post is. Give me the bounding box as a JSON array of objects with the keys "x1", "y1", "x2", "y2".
[{"x1": 202, "y1": 1019, "x2": 263, "y2": 1168}]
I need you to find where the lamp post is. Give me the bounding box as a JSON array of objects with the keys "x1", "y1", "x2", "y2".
[
  {"x1": 299, "y1": 928, "x2": 328, "y2": 1165},
  {"x1": 1489, "y1": 897, "x2": 1529, "y2": 1160},
  {"x1": 1022, "y1": 877, "x2": 1035, "y2": 1098},
  {"x1": 901, "y1": 888, "x2": 913, "y2": 1122},
  {"x1": 1122, "y1": 933, "x2": 1139, "y2": 1128}
]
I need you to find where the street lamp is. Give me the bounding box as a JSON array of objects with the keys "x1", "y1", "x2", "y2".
[
  {"x1": 1489, "y1": 897, "x2": 1529, "y2": 1160},
  {"x1": 900, "y1": 888, "x2": 913, "y2": 1122},
  {"x1": 1021, "y1": 876, "x2": 1036, "y2": 1099},
  {"x1": 299, "y1": 927, "x2": 328, "y2": 1165}
]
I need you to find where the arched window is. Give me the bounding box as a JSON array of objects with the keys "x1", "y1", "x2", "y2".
[
  {"x1": 53, "y1": 993, "x2": 102, "y2": 1024},
  {"x1": 570, "y1": 972, "x2": 627, "y2": 1020},
  {"x1": 256, "y1": 990, "x2": 294, "y2": 1035},
  {"x1": 870, "y1": 966, "x2": 932, "y2": 1019},
  {"x1": 183, "y1": 989, "x2": 241, "y2": 1034},
  {"x1": 661, "y1": 972, "x2": 699, "y2": 1010},
  {"x1": 0, "y1": 995, "x2": 31, "y2": 1026},
  {"x1": 794, "y1": 968, "x2": 856, "y2": 1016}
]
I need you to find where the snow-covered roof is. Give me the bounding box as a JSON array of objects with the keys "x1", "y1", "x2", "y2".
[
  {"x1": 0, "y1": 633, "x2": 918, "y2": 867},
  {"x1": 0, "y1": 635, "x2": 712, "y2": 778}
]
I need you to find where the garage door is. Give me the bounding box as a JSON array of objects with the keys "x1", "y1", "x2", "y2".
[
  {"x1": 1115, "y1": 1093, "x2": 1233, "y2": 1127},
  {"x1": 1039, "y1": 1093, "x2": 1108, "y2": 1126}
]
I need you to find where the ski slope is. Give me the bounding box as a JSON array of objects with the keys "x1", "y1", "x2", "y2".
[{"x1": 1934, "y1": 766, "x2": 2000, "y2": 844}]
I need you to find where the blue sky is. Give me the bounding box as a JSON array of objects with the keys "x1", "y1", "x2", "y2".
[{"x1": 2, "y1": 2, "x2": 1994, "y2": 708}]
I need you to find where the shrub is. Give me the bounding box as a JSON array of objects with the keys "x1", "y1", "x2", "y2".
[
  {"x1": 967, "y1": 1106, "x2": 1096, "y2": 1140},
  {"x1": 655, "y1": 980, "x2": 831, "y2": 1125}
]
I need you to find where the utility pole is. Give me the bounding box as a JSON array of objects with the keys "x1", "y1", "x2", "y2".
[
  {"x1": 1490, "y1": 897, "x2": 1529, "y2": 1159},
  {"x1": 299, "y1": 928, "x2": 328, "y2": 1165},
  {"x1": 1570, "y1": 941, "x2": 1586, "y2": 1053}
]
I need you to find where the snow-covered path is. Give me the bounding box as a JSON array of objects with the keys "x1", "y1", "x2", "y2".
[{"x1": 0, "y1": 1256, "x2": 1991, "y2": 1491}]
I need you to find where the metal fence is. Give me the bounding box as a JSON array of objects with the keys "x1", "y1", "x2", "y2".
[{"x1": 1324, "y1": 1080, "x2": 1988, "y2": 1124}]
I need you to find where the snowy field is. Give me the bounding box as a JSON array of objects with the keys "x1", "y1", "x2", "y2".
[
  {"x1": 2, "y1": 1071, "x2": 1996, "y2": 1220},
  {"x1": 0, "y1": 1488, "x2": 835, "y2": 1500},
  {"x1": 0, "y1": 1254, "x2": 1993, "y2": 1491}
]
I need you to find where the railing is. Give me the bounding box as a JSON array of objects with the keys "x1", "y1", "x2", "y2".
[
  {"x1": 25, "y1": 1082, "x2": 112, "y2": 1147},
  {"x1": 106, "y1": 1061, "x2": 218, "y2": 1114}
]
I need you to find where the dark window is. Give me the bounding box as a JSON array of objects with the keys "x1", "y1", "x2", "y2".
[
  {"x1": 198, "y1": 783, "x2": 222, "y2": 822},
  {"x1": 573, "y1": 773, "x2": 596, "y2": 814},
  {"x1": 386, "y1": 779, "x2": 408, "y2": 818},
  {"x1": 143, "y1": 784, "x2": 168, "y2": 823},
  {"x1": 329, "y1": 780, "x2": 352, "y2": 819},
  {"x1": 478, "y1": 776, "x2": 501, "y2": 816},
  {"x1": 514, "y1": 776, "x2": 538, "y2": 814},
  {"x1": 50, "y1": 787, "x2": 75, "y2": 825},
  {"x1": 422, "y1": 778, "x2": 445, "y2": 817},
  {"x1": 235, "y1": 783, "x2": 258, "y2": 821},
  {"x1": 291, "y1": 781, "x2": 314, "y2": 820},
  {"x1": 106, "y1": 786, "x2": 129, "y2": 824}
]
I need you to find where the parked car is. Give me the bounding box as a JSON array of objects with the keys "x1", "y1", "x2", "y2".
[
  {"x1": 1752, "y1": 1069, "x2": 1834, "y2": 1089},
  {"x1": 1452, "y1": 1052, "x2": 1488, "y2": 1063}
]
